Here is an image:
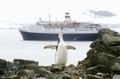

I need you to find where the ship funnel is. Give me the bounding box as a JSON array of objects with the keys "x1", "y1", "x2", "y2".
[{"x1": 65, "y1": 12, "x2": 71, "y2": 22}]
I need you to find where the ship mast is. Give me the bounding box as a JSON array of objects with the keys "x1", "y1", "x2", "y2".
[{"x1": 49, "y1": 12, "x2": 51, "y2": 21}]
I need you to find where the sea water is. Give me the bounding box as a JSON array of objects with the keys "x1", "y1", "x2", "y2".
[{"x1": 0, "y1": 29, "x2": 92, "y2": 66}]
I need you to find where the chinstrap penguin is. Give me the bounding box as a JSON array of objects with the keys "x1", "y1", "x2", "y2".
[{"x1": 44, "y1": 29, "x2": 76, "y2": 65}]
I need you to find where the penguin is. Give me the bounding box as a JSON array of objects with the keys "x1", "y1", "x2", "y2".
[{"x1": 44, "y1": 28, "x2": 76, "y2": 65}]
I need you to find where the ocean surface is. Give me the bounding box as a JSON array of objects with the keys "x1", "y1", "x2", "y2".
[{"x1": 0, "y1": 29, "x2": 92, "y2": 66}]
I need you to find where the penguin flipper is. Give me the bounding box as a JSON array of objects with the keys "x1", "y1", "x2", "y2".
[
  {"x1": 67, "y1": 45, "x2": 76, "y2": 50},
  {"x1": 44, "y1": 45, "x2": 57, "y2": 49}
]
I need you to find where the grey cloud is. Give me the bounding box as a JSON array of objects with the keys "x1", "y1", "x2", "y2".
[{"x1": 89, "y1": 10, "x2": 116, "y2": 17}]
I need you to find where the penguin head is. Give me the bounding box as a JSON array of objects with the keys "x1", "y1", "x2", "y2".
[{"x1": 58, "y1": 28, "x2": 63, "y2": 39}]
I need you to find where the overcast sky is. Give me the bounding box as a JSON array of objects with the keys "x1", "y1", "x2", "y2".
[{"x1": 0, "y1": 0, "x2": 120, "y2": 23}]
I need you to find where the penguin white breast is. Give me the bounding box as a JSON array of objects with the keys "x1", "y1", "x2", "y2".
[{"x1": 55, "y1": 42, "x2": 67, "y2": 64}]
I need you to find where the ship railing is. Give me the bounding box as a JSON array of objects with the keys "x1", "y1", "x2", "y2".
[
  {"x1": 20, "y1": 24, "x2": 45, "y2": 32},
  {"x1": 37, "y1": 21, "x2": 79, "y2": 27}
]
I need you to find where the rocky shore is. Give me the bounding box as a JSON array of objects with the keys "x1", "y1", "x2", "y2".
[
  {"x1": 0, "y1": 29, "x2": 120, "y2": 79},
  {"x1": 78, "y1": 29, "x2": 120, "y2": 79},
  {"x1": 0, "y1": 59, "x2": 81, "y2": 79}
]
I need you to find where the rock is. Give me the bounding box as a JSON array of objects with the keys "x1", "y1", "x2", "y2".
[
  {"x1": 36, "y1": 67, "x2": 52, "y2": 77},
  {"x1": 0, "y1": 58, "x2": 80, "y2": 79},
  {"x1": 13, "y1": 59, "x2": 38, "y2": 66},
  {"x1": 13, "y1": 59, "x2": 40, "y2": 73},
  {"x1": 0, "y1": 75, "x2": 19, "y2": 79},
  {"x1": 102, "y1": 34, "x2": 120, "y2": 46},
  {"x1": 111, "y1": 63, "x2": 120, "y2": 74},
  {"x1": 56, "y1": 73, "x2": 73, "y2": 79},
  {"x1": 98, "y1": 28, "x2": 117, "y2": 36},
  {"x1": 65, "y1": 64, "x2": 80, "y2": 76},
  {"x1": 112, "y1": 75, "x2": 120, "y2": 79},
  {"x1": 50, "y1": 64, "x2": 65, "y2": 72},
  {"x1": 16, "y1": 69, "x2": 35, "y2": 78},
  {"x1": 0, "y1": 59, "x2": 7, "y2": 75},
  {"x1": 91, "y1": 52, "x2": 117, "y2": 67},
  {"x1": 86, "y1": 65, "x2": 111, "y2": 75},
  {"x1": 77, "y1": 29, "x2": 120, "y2": 79},
  {"x1": 36, "y1": 77, "x2": 46, "y2": 79}
]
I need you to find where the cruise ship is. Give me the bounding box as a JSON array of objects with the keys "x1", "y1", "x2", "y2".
[{"x1": 19, "y1": 12, "x2": 102, "y2": 41}]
